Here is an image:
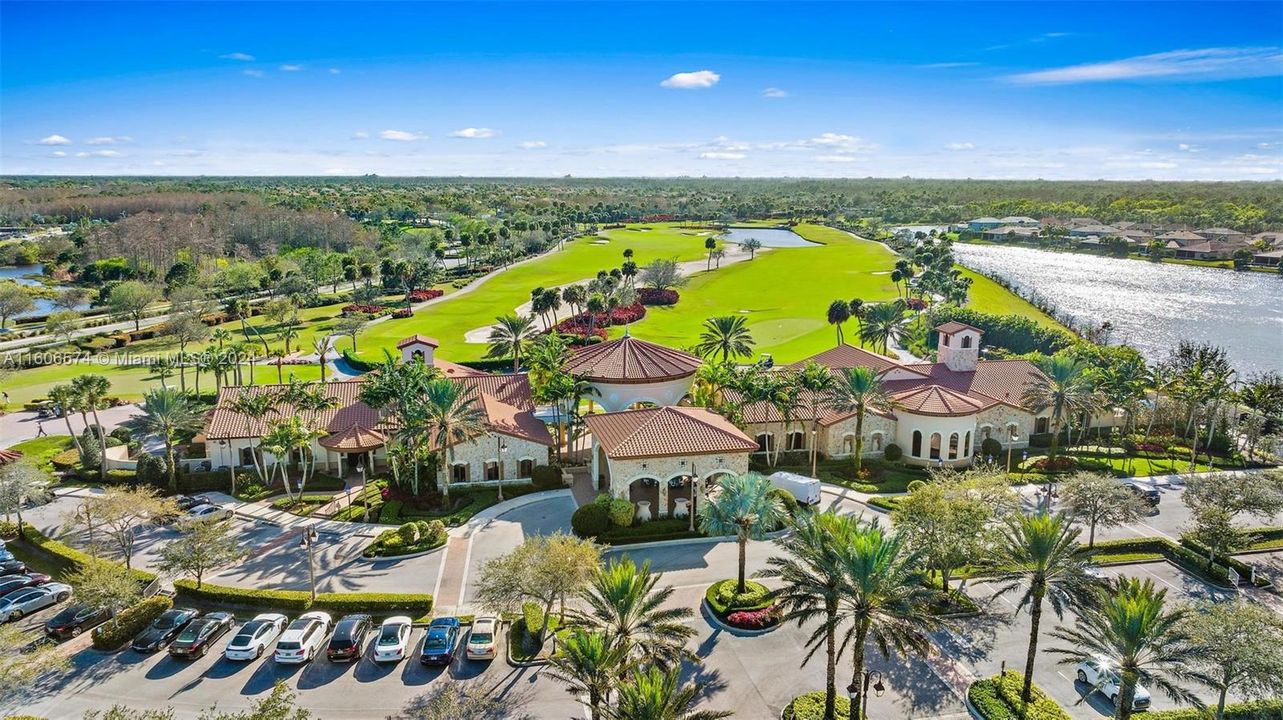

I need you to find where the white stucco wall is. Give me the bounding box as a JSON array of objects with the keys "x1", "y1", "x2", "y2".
[
  {"x1": 205, "y1": 437, "x2": 386, "y2": 475},
  {"x1": 588, "y1": 376, "x2": 695, "y2": 413},
  {"x1": 894, "y1": 412, "x2": 981, "y2": 467}
]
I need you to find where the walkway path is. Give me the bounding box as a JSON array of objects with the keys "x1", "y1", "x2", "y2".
[{"x1": 0, "y1": 404, "x2": 141, "y2": 448}]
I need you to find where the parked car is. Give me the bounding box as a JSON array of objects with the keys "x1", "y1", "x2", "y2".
[
  {"x1": 45, "y1": 604, "x2": 112, "y2": 639},
  {"x1": 274, "y1": 611, "x2": 333, "y2": 664},
  {"x1": 0, "y1": 560, "x2": 27, "y2": 577},
  {"x1": 179, "y1": 505, "x2": 232, "y2": 525},
  {"x1": 1076, "y1": 656, "x2": 1152, "y2": 711},
  {"x1": 224, "y1": 613, "x2": 287, "y2": 661},
  {"x1": 373, "y1": 616, "x2": 412, "y2": 664},
  {"x1": 419, "y1": 617, "x2": 461, "y2": 666},
  {"x1": 131, "y1": 607, "x2": 202, "y2": 653},
  {"x1": 0, "y1": 573, "x2": 53, "y2": 598},
  {"x1": 0, "y1": 548, "x2": 17, "y2": 564},
  {"x1": 325, "y1": 613, "x2": 372, "y2": 662},
  {"x1": 465, "y1": 617, "x2": 499, "y2": 660},
  {"x1": 1124, "y1": 481, "x2": 1161, "y2": 507},
  {"x1": 0, "y1": 583, "x2": 72, "y2": 622},
  {"x1": 174, "y1": 495, "x2": 206, "y2": 511},
  {"x1": 168, "y1": 612, "x2": 235, "y2": 660}
]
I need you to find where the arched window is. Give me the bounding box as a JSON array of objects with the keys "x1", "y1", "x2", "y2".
[
  {"x1": 787, "y1": 431, "x2": 806, "y2": 451},
  {"x1": 756, "y1": 433, "x2": 773, "y2": 453},
  {"x1": 942, "y1": 334, "x2": 951, "y2": 347},
  {"x1": 964, "y1": 431, "x2": 972, "y2": 457},
  {"x1": 842, "y1": 435, "x2": 855, "y2": 454},
  {"x1": 912, "y1": 431, "x2": 922, "y2": 457},
  {"x1": 484, "y1": 460, "x2": 500, "y2": 481},
  {"x1": 948, "y1": 433, "x2": 960, "y2": 460},
  {"x1": 518, "y1": 459, "x2": 534, "y2": 478},
  {"x1": 930, "y1": 433, "x2": 942, "y2": 460},
  {"x1": 871, "y1": 432, "x2": 883, "y2": 451},
  {"x1": 451, "y1": 463, "x2": 469, "y2": 483},
  {"x1": 961, "y1": 335, "x2": 973, "y2": 348}
]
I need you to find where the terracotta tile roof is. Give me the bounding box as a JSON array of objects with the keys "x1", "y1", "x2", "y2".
[
  {"x1": 786, "y1": 343, "x2": 927, "y2": 377},
  {"x1": 899, "y1": 359, "x2": 1047, "y2": 410},
  {"x1": 725, "y1": 388, "x2": 896, "y2": 426},
  {"x1": 934, "y1": 321, "x2": 983, "y2": 335},
  {"x1": 318, "y1": 423, "x2": 387, "y2": 452},
  {"x1": 890, "y1": 385, "x2": 986, "y2": 416},
  {"x1": 397, "y1": 335, "x2": 440, "y2": 348},
  {"x1": 205, "y1": 380, "x2": 384, "y2": 440},
  {"x1": 480, "y1": 394, "x2": 555, "y2": 447},
  {"x1": 455, "y1": 373, "x2": 535, "y2": 410},
  {"x1": 585, "y1": 406, "x2": 757, "y2": 459},
  {"x1": 434, "y1": 358, "x2": 487, "y2": 378},
  {"x1": 564, "y1": 335, "x2": 701, "y2": 384}
]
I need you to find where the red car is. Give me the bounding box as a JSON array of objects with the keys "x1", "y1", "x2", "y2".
[{"x1": 0, "y1": 574, "x2": 52, "y2": 599}]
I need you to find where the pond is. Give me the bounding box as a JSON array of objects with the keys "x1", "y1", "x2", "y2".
[
  {"x1": 0, "y1": 263, "x2": 91, "y2": 318},
  {"x1": 952, "y1": 243, "x2": 1283, "y2": 374},
  {"x1": 721, "y1": 227, "x2": 818, "y2": 248}
]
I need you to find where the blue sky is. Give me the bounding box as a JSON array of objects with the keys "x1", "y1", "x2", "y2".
[{"x1": 2, "y1": 1, "x2": 1280, "y2": 179}]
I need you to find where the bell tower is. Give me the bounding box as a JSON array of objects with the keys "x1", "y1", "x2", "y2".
[{"x1": 935, "y1": 322, "x2": 982, "y2": 372}]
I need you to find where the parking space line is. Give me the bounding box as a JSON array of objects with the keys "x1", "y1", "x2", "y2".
[
  {"x1": 431, "y1": 542, "x2": 450, "y2": 603},
  {"x1": 1133, "y1": 564, "x2": 1178, "y2": 590}
]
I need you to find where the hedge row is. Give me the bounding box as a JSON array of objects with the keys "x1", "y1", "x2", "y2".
[
  {"x1": 6, "y1": 525, "x2": 156, "y2": 585},
  {"x1": 1089, "y1": 536, "x2": 1241, "y2": 587},
  {"x1": 172, "y1": 579, "x2": 433, "y2": 614},
  {"x1": 92, "y1": 596, "x2": 172, "y2": 651},
  {"x1": 968, "y1": 671, "x2": 1071, "y2": 720},
  {"x1": 1146, "y1": 700, "x2": 1283, "y2": 720},
  {"x1": 597, "y1": 518, "x2": 706, "y2": 545}
]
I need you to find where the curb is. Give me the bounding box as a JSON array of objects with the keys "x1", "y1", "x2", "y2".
[
  {"x1": 700, "y1": 598, "x2": 780, "y2": 637},
  {"x1": 602, "y1": 527, "x2": 789, "y2": 553},
  {"x1": 355, "y1": 542, "x2": 448, "y2": 563}
]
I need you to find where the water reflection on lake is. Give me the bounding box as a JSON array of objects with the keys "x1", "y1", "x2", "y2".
[
  {"x1": 722, "y1": 227, "x2": 818, "y2": 248},
  {"x1": 952, "y1": 244, "x2": 1282, "y2": 374},
  {"x1": 0, "y1": 263, "x2": 90, "y2": 317}
]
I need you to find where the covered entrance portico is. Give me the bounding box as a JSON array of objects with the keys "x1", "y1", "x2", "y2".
[{"x1": 318, "y1": 423, "x2": 388, "y2": 479}]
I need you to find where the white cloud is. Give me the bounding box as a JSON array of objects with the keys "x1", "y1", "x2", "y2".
[
  {"x1": 450, "y1": 127, "x2": 498, "y2": 139},
  {"x1": 51, "y1": 151, "x2": 67, "y2": 158},
  {"x1": 85, "y1": 136, "x2": 132, "y2": 145},
  {"x1": 946, "y1": 142, "x2": 976, "y2": 151},
  {"x1": 519, "y1": 140, "x2": 548, "y2": 149},
  {"x1": 380, "y1": 129, "x2": 427, "y2": 142},
  {"x1": 816, "y1": 154, "x2": 859, "y2": 163},
  {"x1": 761, "y1": 87, "x2": 788, "y2": 98},
  {"x1": 37, "y1": 134, "x2": 71, "y2": 145},
  {"x1": 352, "y1": 131, "x2": 370, "y2": 140},
  {"x1": 1177, "y1": 143, "x2": 1202, "y2": 152},
  {"x1": 220, "y1": 52, "x2": 255, "y2": 61},
  {"x1": 280, "y1": 64, "x2": 303, "y2": 72},
  {"x1": 1006, "y1": 46, "x2": 1283, "y2": 85},
  {"x1": 660, "y1": 70, "x2": 721, "y2": 89},
  {"x1": 700, "y1": 152, "x2": 745, "y2": 160},
  {"x1": 75, "y1": 150, "x2": 122, "y2": 158},
  {"x1": 243, "y1": 69, "x2": 264, "y2": 77},
  {"x1": 328, "y1": 68, "x2": 341, "y2": 74}
]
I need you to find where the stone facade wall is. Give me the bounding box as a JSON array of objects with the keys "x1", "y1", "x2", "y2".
[
  {"x1": 593, "y1": 447, "x2": 749, "y2": 518},
  {"x1": 205, "y1": 437, "x2": 387, "y2": 474},
  {"x1": 439, "y1": 434, "x2": 551, "y2": 487},
  {"x1": 973, "y1": 405, "x2": 1036, "y2": 448},
  {"x1": 821, "y1": 413, "x2": 899, "y2": 458}
]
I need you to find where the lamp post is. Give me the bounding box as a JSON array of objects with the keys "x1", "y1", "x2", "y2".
[
  {"x1": 219, "y1": 439, "x2": 236, "y2": 496},
  {"x1": 358, "y1": 462, "x2": 368, "y2": 523},
  {"x1": 299, "y1": 526, "x2": 319, "y2": 602},
  {"x1": 688, "y1": 463, "x2": 698, "y2": 533},
  {"x1": 496, "y1": 439, "x2": 509, "y2": 501},
  {"x1": 1006, "y1": 425, "x2": 1020, "y2": 475},
  {"x1": 846, "y1": 670, "x2": 885, "y2": 720}
]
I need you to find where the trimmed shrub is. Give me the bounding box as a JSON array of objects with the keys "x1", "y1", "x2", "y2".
[
  {"x1": 706, "y1": 579, "x2": 774, "y2": 615},
  {"x1": 92, "y1": 595, "x2": 172, "y2": 650},
  {"x1": 783, "y1": 691, "x2": 851, "y2": 720},
  {"x1": 8, "y1": 526, "x2": 156, "y2": 585},
  {"x1": 607, "y1": 498, "x2": 634, "y2": 527},
  {"x1": 906, "y1": 479, "x2": 927, "y2": 493},
  {"x1": 397, "y1": 522, "x2": 419, "y2": 544},
  {"x1": 980, "y1": 437, "x2": 1003, "y2": 459},
  {"x1": 883, "y1": 443, "x2": 903, "y2": 462},
  {"x1": 530, "y1": 464, "x2": 563, "y2": 490},
  {"x1": 637, "y1": 287, "x2": 679, "y2": 306},
  {"x1": 571, "y1": 503, "x2": 610, "y2": 538},
  {"x1": 969, "y1": 671, "x2": 1071, "y2": 720},
  {"x1": 1146, "y1": 700, "x2": 1283, "y2": 720},
  {"x1": 598, "y1": 519, "x2": 703, "y2": 545},
  {"x1": 136, "y1": 453, "x2": 166, "y2": 488},
  {"x1": 0, "y1": 521, "x2": 19, "y2": 539},
  {"x1": 172, "y1": 579, "x2": 433, "y2": 614}
]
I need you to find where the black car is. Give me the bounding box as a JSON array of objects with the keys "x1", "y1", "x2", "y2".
[
  {"x1": 131, "y1": 607, "x2": 201, "y2": 653},
  {"x1": 168, "y1": 612, "x2": 235, "y2": 659},
  {"x1": 174, "y1": 495, "x2": 205, "y2": 511},
  {"x1": 326, "y1": 613, "x2": 373, "y2": 662},
  {"x1": 419, "y1": 617, "x2": 461, "y2": 666},
  {"x1": 45, "y1": 604, "x2": 112, "y2": 639},
  {"x1": 0, "y1": 573, "x2": 52, "y2": 599},
  {"x1": 1125, "y1": 482, "x2": 1161, "y2": 507},
  {"x1": 0, "y1": 560, "x2": 27, "y2": 578}
]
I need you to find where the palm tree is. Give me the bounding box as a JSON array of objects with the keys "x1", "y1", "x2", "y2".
[
  {"x1": 836, "y1": 520, "x2": 941, "y2": 719},
  {"x1": 830, "y1": 366, "x2": 898, "y2": 473},
  {"x1": 547, "y1": 629, "x2": 630, "y2": 720},
  {"x1": 698, "y1": 473, "x2": 785, "y2": 594},
  {"x1": 228, "y1": 391, "x2": 279, "y2": 485},
  {"x1": 574, "y1": 557, "x2": 695, "y2": 669},
  {"x1": 312, "y1": 336, "x2": 333, "y2": 382},
  {"x1": 704, "y1": 236, "x2": 717, "y2": 271},
  {"x1": 796, "y1": 362, "x2": 835, "y2": 476},
  {"x1": 279, "y1": 325, "x2": 300, "y2": 355},
  {"x1": 759, "y1": 512, "x2": 858, "y2": 720},
  {"x1": 46, "y1": 384, "x2": 85, "y2": 461},
  {"x1": 858, "y1": 301, "x2": 909, "y2": 355},
  {"x1": 70, "y1": 374, "x2": 112, "y2": 483},
  {"x1": 486, "y1": 313, "x2": 539, "y2": 373},
  {"x1": 606, "y1": 666, "x2": 731, "y2": 720},
  {"x1": 695, "y1": 316, "x2": 755, "y2": 364},
  {"x1": 424, "y1": 378, "x2": 485, "y2": 500},
  {"x1": 990, "y1": 511, "x2": 1097, "y2": 708},
  {"x1": 690, "y1": 362, "x2": 736, "y2": 414},
  {"x1": 848, "y1": 299, "x2": 866, "y2": 339},
  {"x1": 827, "y1": 300, "x2": 851, "y2": 345},
  {"x1": 1022, "y1": 355, "x2": 1097, "y2": 462},
  {"x1": 126, "y1": 387, "x2": 205, "y2": 492},
  {"x1": 1051, "y1": 578, "x2": 1203, "y2": 720}
]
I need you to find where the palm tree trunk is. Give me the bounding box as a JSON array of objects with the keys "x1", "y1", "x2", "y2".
[
  {"x1": 825, "y1": 604, "x2": 838, "y2": 720},
  {"x1": 1215, "y1": 685, "x2": 1228, "y2": 720},
  {"x1": 1116, "y1": 673, "x2": 1138, "y2": 720},
  {"x1": 166, "y1": 438, "x2": 177, "y2": 493},
  {"x1": 1021, "y1": 589, "x2": 1045, "y2": 707},
  {"x1": 850, "y1": 619, "x2": 870, "y2": 720},
  {"x1": 91, "y1": 407, "x2": 108, "y2": 483},
  {"x1": 737, "y1": 533, "x2": 748, "y2": 593},
  {"x1": 61, "y1": 413, "x2": 84, "y2": 460},
  {"x1": 854, "y1": 410, "x2": 866, "y2": 473}
]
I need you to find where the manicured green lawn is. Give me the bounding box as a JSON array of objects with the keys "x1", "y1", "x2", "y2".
[
  {"x1": 957, "y1": 267, "x2": 1066, "y2": 331},
  {"x1": 6, "y1": 435, "x2": 73, "y2": 470},
  {"x1": 1014, "y1": 447, "x2": 1217, "y2": 478},
  {"x1": 3, "y1": 360, "x2": 324, "y2": 406}
]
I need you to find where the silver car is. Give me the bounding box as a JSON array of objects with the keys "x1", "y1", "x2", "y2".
[{"x1": 0, "y1": 582, "x2": 72, "y2": 622}]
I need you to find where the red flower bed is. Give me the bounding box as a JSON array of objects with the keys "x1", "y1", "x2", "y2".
[
  {"x1": 341, "y1": 304, "x2": 386, "y2": 316},
  {"x1": 638, "y1": 288, "x2": 679, "y2": 306},
  {"x1": 725, "y1": 606, "x2": 781, "y2": 630},
  {"x1": 552, "y1": 303, "x2": 647, "y2": 334},
  {"x1": 407, "y1": 288, "x2": 444, "y2": 302},
  {"x1": 1134, "y1": 442, "x2": 1166, "y2": 453},
  {"x1": 553, "y1": 322, "x2": 608, "y2": 342},
  {"x1": 391, "y1": 308, "x2": 413, "y2": 319},
  {"x1": 1031, "y1": 456, "x2": 1078, "y2": 472}
]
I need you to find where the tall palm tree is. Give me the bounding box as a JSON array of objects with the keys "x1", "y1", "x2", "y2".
[
  {"x1": 695, "y1": 316, "x2": 755, "y2": 364},
  {"x1": 574, "y1": 557, "x2": 695, "y2": 669},
  {"x1": 827, "y1": 300, "x2": 851, "y2": 345},
  {"x1": 126, "y1": 387, "x2": 205, "y2": 492},
  {"x1": 698, "y1": 473, "x2": 785, "y2": 594},
  {"x1": 836, "y1": 520, "x2": 941, "y2": 719},
  {"x1": 312, "y1": 335, "x2": 333, "y2": 382},
  {"x1": 690, "y1": 361, "x2": 736, "y2": 414},
  {"x1": 795, "y1": 361, "x2": 834, "y2": 474},
  {"x1": 848, "y1": 298, "x2": 865, "y2": 338},
  {"x1": 1022, "y1": 355, "x2": 1097, "y2": 462},
  {"x1": 759, "y1": 512, "x2": 858, "y2": 720},
  {"x1": 830, "y1": 366, "x2": 899, "y2": 473},
  {"x1": 858, "y1": 301, "x2": 909, "y2": 355},
  {"x1": 1051, "y1": 578, "x2": 1204, "y2": 720},
  {"x1": 424, "y1": 378, "x2": 485, "y2": 499},
  {"x1": 606, "y1": 666, "x2": 731, "y2": 720},
  {"x1": 228, "y1": 391, "x2": 279, "y2": 485},
  {"x1": 486, "y1": 313, "x2": 539, "y2": 373},
  {"x1": 547, "y1": 629, "x2": 630, "y2": 720},
  {"x1": 279, "y1": 325, "x2": 300, "y2": 355},
  {"x1": 278, "y1": 382, "x2": 338, "y2": 496},
  {"x1": 46, "y1": 384, "x2": 85, "y2": 461},
  {"x1": 70, "y1": 374, "x2": 112, "y2": 483},
  {"x1": 990, "y1": 511, "x2": 1097, "y2": 708}
]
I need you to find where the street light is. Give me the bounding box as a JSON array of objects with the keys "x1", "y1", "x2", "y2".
[
  {"x1": 299, "y1": 526, "x2": 319, "y2": 602},
  {"x1": 496, "y1": 439, "x2": 509, "y2": 501},
  {"x1": 1006, "y1": 425, "x2": 1020, "y2": 475},
  {"x1": 688, "y1": 463, "x2": 698, "y2": 533},
  {"x1": 846, "y1": 670, "x2": 885, "y2": 720}
]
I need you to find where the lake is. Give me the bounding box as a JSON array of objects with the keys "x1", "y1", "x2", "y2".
[
  {"x1": 0, "y1": 263, "x2": 91, "y2": 318},
  {"x1": 722, "y1": 227, "x2": 817, "y2": 248},
  {"x1": 952, "y1": 243, "x2": 1283, "y2": 374}
]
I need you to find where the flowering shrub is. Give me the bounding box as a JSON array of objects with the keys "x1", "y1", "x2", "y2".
[
  {"x1": 1031, "y1": 456, "x2": 1077, "y2": 472},
  {"x1": 725, "y1": 606, "x2": 781, "y2": 630},
  {"x1": 341, "y1": 304, "x2": 386, "y2": 316},
  {"x1": 638, "y1": 288, "x2": 680, "y2": 306},
  {"x1": 905, "y1": 297, "x2": 929, "y2": 311},
  {"x1": 552, "y1": 322, "x2": 608, "y2": 342},
  {"x1": 552, "y1": 303, "x2": 647, "y2": 335},
  {"x1": 856, "y1": 464, "x2": 881, "y2": 481},
  {"x1": 391, "y1": 308, "x2": 413, "y2": 319},
  {"x1": 407, "y1": 288, "x2": 444, "y2": 302}
]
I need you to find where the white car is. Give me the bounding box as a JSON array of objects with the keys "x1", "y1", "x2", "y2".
[
  {"x1": 273, "y1": 611, "x2": 332, "y2": 664},
  {"x1": 372, "y1": 616, "x2": 413, "y2": 663},
  {"x1": 466, "y1": 616, "x2": 499, "y2": 660},
  {"x1": 224, "y1": 613, "x2": 287, "y2": 661},
  {"x1": 0, "y1": 583, "x2": 72, "y2": 622},
  {"x1": 180, "y1": 504, "x2": 232, "y2": 525},
  {"x1": 1076, "y1": 656, "x2": 1152, "y2": 711}
]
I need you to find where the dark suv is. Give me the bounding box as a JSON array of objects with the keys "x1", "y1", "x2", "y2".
[{"x1": 326, "y1": 614, "x2": 373, "y2": 662}]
